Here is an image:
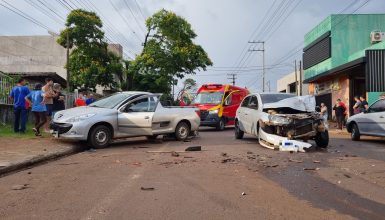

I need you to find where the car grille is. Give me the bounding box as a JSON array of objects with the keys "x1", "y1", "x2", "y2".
[
  {"x1": 294, "y1": 123, "x2": 313, "y2": 135},
  {"x1": 200, "y1": 110, "x2": 209, "y2": 121}
]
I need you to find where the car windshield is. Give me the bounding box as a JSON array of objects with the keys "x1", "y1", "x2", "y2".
[
  {"x1": 192, "y1": 92, "x2": 224, "y2": 104},
  {"x1": 260, "y1": 94, "x2": 296, "y2": 104},
  {"x1": 89, "y1": 93, "x2": 133, "y2": 109}
]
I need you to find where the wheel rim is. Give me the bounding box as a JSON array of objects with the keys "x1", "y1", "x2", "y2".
[
  {"x1": 352, "y1": 126, "x2": 357, "y2": 137},
  {"x1": 235, "y1": 121, "x2": 240, "y2": 134},
  {"x1": 179, "y1": 126, "x2": 188, "y2": 138},
  {"x1": 95, "y1": 130, "x2": 107, "y2": 144}
]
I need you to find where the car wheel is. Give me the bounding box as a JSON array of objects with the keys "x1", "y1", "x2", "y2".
[
  {"x1": 235, "y1": 120, "x2": 244, "y2": 139},
  {"x1": 216, "y1": 118, "x2": 225, "y2": 131},
  {"x1": 175, "y1": 122, "x2": 190, "y2": 141},
  {"x1": 88, "y1": 125, "x2": 111, "y2": 149},
  {"x1": 351, "y1": 123, "x2": 360, "y2": 141},
  {"x1": 315, "y1": 130, "x2": 329, "y2": 148}
]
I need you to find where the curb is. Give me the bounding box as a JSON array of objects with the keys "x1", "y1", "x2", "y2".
[{"x1": 0, "y1": 145, "x2": 82, "y2": 176}]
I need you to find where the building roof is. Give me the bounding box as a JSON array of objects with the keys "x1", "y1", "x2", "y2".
[{"x1": 6, "y1": 72, "x2": 67, "y2": 87}]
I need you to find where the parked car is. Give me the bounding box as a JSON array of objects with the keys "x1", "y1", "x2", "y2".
[
  {"x1": 346, "y1": 98, "x2": 385, "y2": 141},
  {"x1": 50, "y1": 92, "x2": 200, "y2": 148},
  {"x1": 190, "y1": 84, "x2": 249, "y2": 130},
  {"x1": 235, "y1": 93, "x2": 329, "y2": 150}
]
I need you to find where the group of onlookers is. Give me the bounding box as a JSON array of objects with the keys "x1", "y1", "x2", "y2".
[
  {"x1": 319, "y1": 95, "x2": 369, "y2": 130},
  {"x1": 8, "y1": 77, "x2": 95, "y2": 136}
]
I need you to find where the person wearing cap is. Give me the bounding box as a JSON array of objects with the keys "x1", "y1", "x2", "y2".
[{"x1": 25, "y1": 84, "x2": 46, "y2": 136}]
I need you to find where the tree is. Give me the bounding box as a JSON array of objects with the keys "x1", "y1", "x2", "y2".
[
  {"x1": 130, "y1": 9, "x2": 212, "y2": 95},
  {"x1": 183, "y1": 78, "x2": 197, "y2": 91},
  {"x1": 57, "y1": 9, "x2": 120, "y2": 90}
]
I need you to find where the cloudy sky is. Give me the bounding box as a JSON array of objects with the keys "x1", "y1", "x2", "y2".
[{"x1": 1, "y1": 0, "x2": 384, "y2": 93}]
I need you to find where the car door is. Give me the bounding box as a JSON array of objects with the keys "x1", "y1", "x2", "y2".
[
  {"x1": 247, "y1": 95, "x2": 260, "y2": 136},
  {"x1": 358, "y1": 99, "x2": 385, "y2": 136},
  {"x1": 222, "y1": 91, "x2": 241, "y2": 125},
  {"x1": 237, "y1": 96, "x2": 251, "y2": 133},
  {"x1": 117, "y1": 96, "x2": 155, "y2": 136}
]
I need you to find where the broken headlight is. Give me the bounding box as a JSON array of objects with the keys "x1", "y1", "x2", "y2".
[{"x1": 269, "y1": 115, "x2": 293, "y2": 125}]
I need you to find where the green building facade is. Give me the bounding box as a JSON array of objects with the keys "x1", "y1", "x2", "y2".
[{"x1": 303, "y1": 14, "x2": 385, "y2": 116}]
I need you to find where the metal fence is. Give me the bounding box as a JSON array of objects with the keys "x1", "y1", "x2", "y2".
[{"x1": 0, "y1": 72, "x2": 15, "y2": 105}]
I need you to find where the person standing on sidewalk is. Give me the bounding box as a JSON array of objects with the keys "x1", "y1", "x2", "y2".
[
  {"x1": 333, "y1": 101, "x2": 344, "y2": 130},
  {"x1": 42, "y1": 78, "x2": 57, "y2": 132},
  {"x1": 86, "y1": 93, "x2": 95, "y2": 105},
  {"x1": 25, "y1": 84, "x2": 46, "y2": 136},
  {"x1": 8, "y1": 78, "x2": 30, "y2": 133},
  {"x1": 75, "y1": 92, "x2": 86, "y2": 107},
  {"x1": 353, "y1": 96, "x2": 362, "y2": 115},
  {"x1": 359, "y1": 95, "x2": 369, "y2": 113},
  {"x1": 320, "y1": 102, "x2": 329, "y2": 129},
  {"x1": 336, "y1": 98, "x2": 347, "y2": 127},
  {"x1": 52, "y1": 83, "x2": 65, "y2": 117}
]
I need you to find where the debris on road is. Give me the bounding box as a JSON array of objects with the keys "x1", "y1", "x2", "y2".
[
  {"x1": 241, "y1": 192, "x2": 246, "y2": 196},
  {"x1": 185, "y1": 146, "x2": 201, "y2": 151},
  {"x1": 265, "y1": 164, "x2": 279, "y2": 168},
  {"x1": 132, "y1": 162, "x2": 142, "y2": 166},
  {"x1": 11, "y1": 184, "x2": 29, "y2": 190},
  {"x1": 221, "y1": 158, "x2": 234, "y2": 163},
  {"x1": 289, "y1": 159, "x2": 303, "y2": 163},
  {"x1": 141, "y1": 187, "x2": 155, "y2": 191},
  {"x1": 171, "y1": 151, "x2": 180, "y2": 157},
  {"x1": 183, "y1": 156, "x2": 194, "y2": 159},
  {"x1": 344, "y1": 154, "x2": 357, "y2": 157},
  {"x1": 303, "y1": 168, "x2": 320, "y2": 171},
  {"x1": 247, "y1": 151, "x2": 253, "y2": 154},
  {"x1": 221, "y1": 152, "x2": 228, "y2": 157},
  {"x1": 343, "y1": 174, "x2": 352, "y2": 178},
  {"x1": 279, "y1": 140, "x2": 312, "y2": 153},
  {"x1": 313, "y1": 160, "x2": 321, "y2": 163}
]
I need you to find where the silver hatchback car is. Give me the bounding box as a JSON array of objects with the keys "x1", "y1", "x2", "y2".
[{"x1": 51, "y1": 92, "x2": 200, "y2": 148}]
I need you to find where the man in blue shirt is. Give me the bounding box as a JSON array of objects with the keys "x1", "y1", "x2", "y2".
[
  {"x1": 25, "y1": 83, "x2": 46, "y2": 136},
  {"x1": 9, "y1": 78, "x2": 30, "y2": 133},
  {"x1": 86, "y1": 93, "x2": 96, "y2": 105}
]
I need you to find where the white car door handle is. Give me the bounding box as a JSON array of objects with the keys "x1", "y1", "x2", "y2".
[{"x1": 144, "y1": 116, "x2": 150, "y2": 119}]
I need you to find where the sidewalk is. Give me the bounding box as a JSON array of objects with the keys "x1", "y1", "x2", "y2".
[{"x1": 0, "y1": 137, "x2": 82, "y2": 175}]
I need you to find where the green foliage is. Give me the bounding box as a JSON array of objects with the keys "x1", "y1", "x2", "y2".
[
  {"x1": 183, "y1": 78, "x2": 197, "y2": 91},
  {"x1": 57, "y1": 9, "x2": 121, "y2": 91},
  {"x1": 130, "y1": 9, "x2": 212, "y2": 95}
]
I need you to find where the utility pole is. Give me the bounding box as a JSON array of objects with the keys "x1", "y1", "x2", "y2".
[
  {"x1": 227, "y1": 73, "x2": 237, "y2": 86},
  {"x1": 266, "y1": 80, "x2": 271, "y2": 92},
  {"x1": 248, "y1": 41, "x2": 265, "y2": 92},
  {"x1": 299, "y1": 60, "x2": 302, "y2": 96},
  {"x1": 294, "y1": 60, "x2": 298, "y2": 96},
  {"x1": 66, "y1": 32, "x2": 70, "y2": 90}
]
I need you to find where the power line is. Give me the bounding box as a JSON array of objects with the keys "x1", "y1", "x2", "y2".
[
  {"x1": 133, "y1": 0, "x2": 147, "y2": 21},
  {"x1": 122, "y1": 0, "x2": 146, "y2": 34}
]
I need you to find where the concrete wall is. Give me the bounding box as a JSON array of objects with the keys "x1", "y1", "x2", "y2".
[{"x1": 0, "y1": 35, "x2": 67, "y2": 79}]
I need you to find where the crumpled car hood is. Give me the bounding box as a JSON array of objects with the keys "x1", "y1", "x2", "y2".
[{"x1": 263, "y1": 95, "x2": 316, "y2": 113}]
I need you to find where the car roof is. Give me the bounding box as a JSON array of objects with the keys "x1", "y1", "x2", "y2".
[{"x1": 247, "y1": 92, "x2": 295, "y2": 96}]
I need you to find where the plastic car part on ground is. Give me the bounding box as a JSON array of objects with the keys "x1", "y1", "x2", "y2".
[{"x1": 258, "y1": 118, "x2": 313, "y2": 153}]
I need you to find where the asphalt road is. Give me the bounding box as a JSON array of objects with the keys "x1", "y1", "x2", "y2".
[{"x1": 0, "y1": 128, "x2": 384, "y2": 220}]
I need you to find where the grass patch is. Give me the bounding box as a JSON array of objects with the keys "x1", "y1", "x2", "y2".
[{"x1": 0, "y1": 123, "x2": 51, "y2": 138}]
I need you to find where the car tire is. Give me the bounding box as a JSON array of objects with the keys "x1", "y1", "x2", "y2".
[
  {"x1": 235, "y1": 120, "x2": 244, "y2": 139},
  {"x1": 175, "y1": 122, "x2": 190, "y2": 141},
  {"x1": 216, "y1": 118, "x2": 225, "y2": 131},
  {"x1": 315, "y1": 130, "x2": 329, "y2": 148},
  {"x1": 351, "y1": 123, "x2": 360, "y2": 141},
  {"x1": 88, "y1": 125, "x2": 111, "y2": 149}
]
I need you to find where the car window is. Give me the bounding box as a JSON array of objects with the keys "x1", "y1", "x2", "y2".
[
  {"x1": 126, "y1": 97, "x2": 150, "y2": 112},
  {"x1": 241, "y1": 96, "x2": 251, "y2": 107},
  {"x1": 248, "y1": 96, "x2": 259, "y2": 109},
  {"x1": 149, "y1": 97, "x2": 158, "y2": 112},
  {"x1": 369, "y1": 99, "x2": 385, "y2": 113}
]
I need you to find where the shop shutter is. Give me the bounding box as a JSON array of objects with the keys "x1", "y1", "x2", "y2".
[{"x1": 366, "y1": 50, "x2": 385, "y2": 92}]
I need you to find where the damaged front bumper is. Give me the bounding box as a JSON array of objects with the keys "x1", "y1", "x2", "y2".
[{"x1": 259, "y1": 112, "x2": 326, "y2": 152}]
